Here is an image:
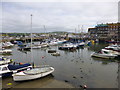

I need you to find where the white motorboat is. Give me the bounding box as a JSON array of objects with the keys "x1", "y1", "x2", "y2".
[
  {"x1": 0, "y1": 57, "x2": 12, "y2": 65},
  {"x1": 12, "y1": 66, "x2": 54, "y2": 81},
  {"x1": 78, "y1": 42, "x2": 85, "y2": 47},
  {"x1": 48, "y1": 39, "x2": 67, "y2": 46},
  {"x1": 91, "y1": 49, "x2": 118, "y2": 59},
  {"x1": 101, "y1": 49, "x2": 120, "y2": 55},
  {"x1": 32, "y1": 43, "x2": 49, "y2": 49},
  {"x1": 32, "y1": 45, "x2": 41, "y2": 49},
  {"x1": 58, "y1": 43, "x2": 77, "y2": 50},
  {"x1": 0, "y1": 63, "x2": 32, "y2": 77},
  {"x1": 2, "y1": 42, "x2": 14, "y2": 48},
  {"x1": 0, "y1": 48, "x2": 12, "y2": 54},
  {"x1": 105, "y1": 44, "x2": 120, "y2": 52}
]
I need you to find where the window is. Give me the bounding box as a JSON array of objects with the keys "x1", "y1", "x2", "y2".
[{"x1": 2, "y1": 67, "x2": 8, "y2": 71}]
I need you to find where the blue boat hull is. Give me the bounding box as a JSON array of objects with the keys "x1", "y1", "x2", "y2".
[{"x1": 2, "y1": 72, "x2": 13, "y2": 77}]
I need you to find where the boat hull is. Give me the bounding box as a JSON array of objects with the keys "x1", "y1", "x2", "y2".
[
  {"x1": 13, "y1": 67, "x2": 54, "y2": 81},
  {"x1": 1, "y1": 72, "x2": 13, "y2": 77},
  {"x1": 91, "y1": 53, "x2": 117, "y2": 59}
]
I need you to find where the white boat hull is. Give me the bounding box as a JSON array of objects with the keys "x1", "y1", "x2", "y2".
[
  {"x1": 13, "y1": 67, "x2": 54, "y2": 81},
  {"x1": 91, "y1": 53, "x2": 117, "y2": 59}
]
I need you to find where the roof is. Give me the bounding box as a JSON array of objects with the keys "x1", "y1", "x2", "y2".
[{"x1": 95, "y1": 24, "x2": 108, "y2": 27}]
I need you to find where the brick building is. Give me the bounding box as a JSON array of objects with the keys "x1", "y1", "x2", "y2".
[{"x1": 88, "y1": 22, "x2": 120, "y2": 41}]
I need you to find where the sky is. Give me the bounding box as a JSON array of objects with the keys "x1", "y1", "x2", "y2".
[{"x1": 0, "y1": 0, "x2": 119, "y2": 33}]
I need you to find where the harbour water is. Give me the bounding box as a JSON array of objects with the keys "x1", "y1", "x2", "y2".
[{"x1": 2, "y1": 43, "x2": 119, "y2": 88}]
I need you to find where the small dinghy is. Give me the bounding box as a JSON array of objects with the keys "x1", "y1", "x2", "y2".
[
  {"x1": 51, "y1": 52, "x2": 60, "y2": 56},
  {"x1": 91, "y1": 49, "x2": 118, "y2": 59},
  {"x1": 48, "y1": 49, "x2": 56, "y2": 53},
  {"x1": 12, "y1": 66, "x2": 54, "y2": 81}
]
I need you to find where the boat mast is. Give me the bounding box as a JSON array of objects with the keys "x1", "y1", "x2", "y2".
[
  {"x1": 75, "y1": 28, "x2": 77, "y2": 43},
  {"x1": 44, "y1": 25, "x2": 47, "y2": 33},
  {"x1": 30, "y1": 14, "x2": 34, "y2": 67}
]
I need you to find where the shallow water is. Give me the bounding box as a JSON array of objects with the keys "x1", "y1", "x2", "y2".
[{"x1": 1, "y1": 43, "x2": 119, "y2": 88}]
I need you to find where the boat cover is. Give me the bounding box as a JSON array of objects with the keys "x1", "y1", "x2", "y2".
[{"x1": 8, "y1": 63, "x2": 31, "y2": 70}]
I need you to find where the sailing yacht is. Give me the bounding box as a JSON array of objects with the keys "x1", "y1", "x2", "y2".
[{"x1": 12, "y1": 14, "x2": 54, "y2": 81}]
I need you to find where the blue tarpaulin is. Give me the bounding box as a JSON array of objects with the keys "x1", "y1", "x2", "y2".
[{"x1": 8, "y1": 63, "x2": 31, "y2": 70}]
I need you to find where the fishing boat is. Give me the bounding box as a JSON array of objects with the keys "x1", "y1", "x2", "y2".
[
  {"x1": 0, "y1": 63, "x2": 32, "y2": 77},
  {"x1": 0, "y1": 57, "x2": 13, "y2": 65},
  {"x1": 91, "y1": 49, "x2": 118, "y2": 59},
  {"x1": 12, "y1": 14, "x2": 54, "y2": 81}
]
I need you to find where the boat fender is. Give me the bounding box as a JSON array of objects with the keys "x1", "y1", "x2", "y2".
[
  {"x1": 19, "y1": 62, "x2": 23, "y2": 65},
  {"x1": 42, "y1": 56, "x2": 45, "y2": 59},
  {"x1": 7, "y1": 83, "x2": 12, "y2": 86},
  {"x1": 10, "y1": 59, "x2": 14, "y2": 62},
  {"x1": 83, "y1": 85, "x2": 87, "y2": 89}
]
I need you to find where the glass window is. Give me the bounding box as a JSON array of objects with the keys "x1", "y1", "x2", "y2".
[{"x1": 2, "y1": 67, "x2": 8, "y2": 71}]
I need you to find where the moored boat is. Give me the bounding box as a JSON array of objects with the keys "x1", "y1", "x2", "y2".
[
  {"x1": 12, "y1": 14, "x2": 55, "y2": 82},
  {"x1": 0, "y1": 48, "x2": 12, "y2": 55},
  {"x1": 91, "y1": 49, "x2": 118, "y2": 59},
  {"x1": 51, "y1": 52, "x2": 60, "y2": 56},
  {"x1": 0, "y1": 63, "x2": 32, "y2": 77},
  {"x1": 48, "y1": 49, "x2": 56, "y2": 53},
  {"x1": 0, "y1": 57, "x2": 13, "y2": 65},
  {"x1": 58, "y1": 43, "x2": 77, "y2": 50},
  {"x1": 105, "y1": 44, "x2": 120, "y2": 52},
  {"x1": 12, "y1": 66, "x2": 54, "y2": 81}
]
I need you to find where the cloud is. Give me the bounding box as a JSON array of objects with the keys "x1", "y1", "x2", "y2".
[{"x1": 1, "y1": 1, "x2": 118, "y2": 33}]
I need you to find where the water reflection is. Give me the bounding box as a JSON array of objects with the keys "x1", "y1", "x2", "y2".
[{"x1": 1, "y1": 43, "x2": 119, "y2": 88}]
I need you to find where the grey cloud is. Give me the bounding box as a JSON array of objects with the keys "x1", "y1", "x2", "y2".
[{"x1": 1, "y1": 2, "x2": 118, "y2": 33}]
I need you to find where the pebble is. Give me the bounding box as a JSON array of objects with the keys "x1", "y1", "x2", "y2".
[
  {"x1": 72, "y1": 76, "x2": 76, "y2": 79},
  {"x1": 82, "y1": 61, "x2": 84, "y2": 63},
  {"x1": 64, "y1": 80, "x2": 69, "y2": 82}
]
